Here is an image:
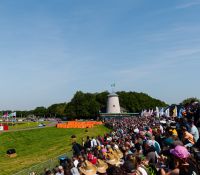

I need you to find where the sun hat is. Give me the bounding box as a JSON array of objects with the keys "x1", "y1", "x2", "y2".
[
  {"x1": 96, "y1": 159, "x2": 108, "y2": 173},
  {"x1": 170, "y1": 145, "x2": 190, "y2": 159},
  {"x1": 106, "y1": 153, "x2": 120, "y2": 166},
  {"x1": 108, "y1": 148, "x2": 121, "y2": 160},
  {"x1": 113, "y1": 148, "x2": 123, "y2": 159},
  {"x1": 79, "y1": 160, "x2": 97, "y2": 175}
]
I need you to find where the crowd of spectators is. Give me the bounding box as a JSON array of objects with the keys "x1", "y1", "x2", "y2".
[{"x1": 43, "y1": 102, "x2": 200, "y2": 175}]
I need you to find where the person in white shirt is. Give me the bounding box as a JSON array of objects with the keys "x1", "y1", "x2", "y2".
[
  {"x1": 72, "y1": 156, "x2": 79, "y2": 168},
  {"x1": 189, "y1": 120, "x2": 199, "y2": 142},
  {"x1": 91, "y1": 137, "x2": 97, "y2": 148}
]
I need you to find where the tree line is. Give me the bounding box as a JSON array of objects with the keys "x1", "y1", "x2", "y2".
[{"x1": 1, "y1": 91, "x2": 169, "y2": 120}]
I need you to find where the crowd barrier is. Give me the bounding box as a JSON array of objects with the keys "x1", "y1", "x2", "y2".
[
  {"x1": 56, "y1": 121, "x2": 103, "y2": 129},
  {"x1": 13, "y1": 151, "x2": 73, "y2": 175}
]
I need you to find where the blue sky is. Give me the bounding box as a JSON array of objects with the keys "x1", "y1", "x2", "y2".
[{"x1": 0, "y1": 0, "x2": 200, "y2": 110}]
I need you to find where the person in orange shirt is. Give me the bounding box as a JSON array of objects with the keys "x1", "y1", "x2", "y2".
[{"x1": 182, "y1": 126, "x2": 195, "y2": 148}]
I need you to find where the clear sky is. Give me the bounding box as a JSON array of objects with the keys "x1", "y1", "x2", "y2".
[{"x1": 0, "y1": 0, "x2": 200, "y2": 110}]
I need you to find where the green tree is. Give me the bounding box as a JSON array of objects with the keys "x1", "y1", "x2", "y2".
[
  {"x1": 4, "y1": 90, "x2": 168, "y2": 119},
  {"x1": 181, "y1": 97, "x2": 200, "y2": 106},
  {"x1": 48, "y1": 103, "x2": 66, "y2": 117},
  {"x1": 96, "y1": 91, "x2": 109, "y2": 113},
  {"x1": 33, "y1": 107, "x2": 47, "y2": 117}
]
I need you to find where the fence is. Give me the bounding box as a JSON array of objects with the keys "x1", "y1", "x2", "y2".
[
  {"x1": 13, "y1": 151, "x2": 72, "y2": 175},
  {"x1": 56, "y1": 121, "x2": 103, "y2": 129}
]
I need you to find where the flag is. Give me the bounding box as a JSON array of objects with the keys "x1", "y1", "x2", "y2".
[
  {"x1": 150, "y1": 109, "x2": 154, "y2": 115},
  {"x1": 159, "y1": 108, "x2": 164, "y2": 116},
  {"x1": 141, "y1": 110, "x2": 144, "y2": 117},
  {"x1": 2, "y1": 112, "x2": 8, "y2": 118},
  {"x1": 13, "y1": 112, "x2": 16, "y2": 117},
  {"x1": 178, "y1": 108, "x2": 184, "y2": 118},
  {"x1": 173, "y1": 106, "x2": 178, "y2": 117},
  {"x1": 111, "y1": 83, "x2": 115, "y2": 87},
  {"x1": 165, "y1": 108, "x2": 170, "y2": 117},
  {"x1": 156, "y1": 107, "x2": 159, "y2": 118},
  {"x1": 8, "y1": 113, "x2": 12, "y2": 117},
  {"x1": 8, "y1": 112, "x2": 16, "y2": 117}
]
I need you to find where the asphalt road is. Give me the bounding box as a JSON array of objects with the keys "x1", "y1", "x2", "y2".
[{"x1": 1, "y1": 122, "x2": 58, "y2": 132}]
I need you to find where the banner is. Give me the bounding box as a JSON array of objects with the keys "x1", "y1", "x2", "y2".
[
  {"x1": 8, "y1": 112, "x2": 16, "y2": 117},
  {"x1": 156, "y1": 107, "x2": 159, "y2": 118},
  {"x1": 165, "y1": 108, "x2": 170, "y2": 117},
  {"x1": 173, "y1": 106, "x2": 178, "y2": 117},
  {"x1": 2, "y1": 112, "x2": 8, "y2": 118}
]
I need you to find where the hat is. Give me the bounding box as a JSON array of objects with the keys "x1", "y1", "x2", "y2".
[
  {"x1": 170, "y1": 145, "x2": 190, "y2": 159},
  {"x1": 145, "y1": 132, "x2": 152, "y2": 138},
  {"x1": 146, "y1": 140, "x2": 154, "y2": 147},
  {"x1": 106, "y1": 153, "x2": 120, "y2": 166},
  {"x1": 134, "y1": 128, "x2": 139, "y2": 134},
  {"x1": 58, "y1": 166, "x2": 63, "y2": 170},
  {"x1": 79, "y1": 160, "x2": 97, "y2": 175},
  {"x1": 113, "y1": 149, "x2": 123, "y2": 159},
  {"x1": 96, "y1": 159, "x2": 108, "y2": 173},
  {"x1": 106, "y1": 145, "x2": 111, "y2": 149},
  {"x1": 109, "y1": 149, "x2": 120, "y2": 160}
]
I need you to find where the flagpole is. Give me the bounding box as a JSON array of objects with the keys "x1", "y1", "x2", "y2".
[
  {"x1": 7, "y1": 112, "x2": 8, "y2": 126},
  {"x1": 12, "y1": 114, "x2": 14, "y2": 127}
]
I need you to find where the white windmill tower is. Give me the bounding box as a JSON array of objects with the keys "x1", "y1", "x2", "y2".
[{"x1": 106, "y1": 84, "x2": 121, "y2": 114}]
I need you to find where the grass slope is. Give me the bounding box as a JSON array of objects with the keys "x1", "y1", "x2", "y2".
[{"x1": 0, "y1": 125, "x2": 110, "y2": 175}]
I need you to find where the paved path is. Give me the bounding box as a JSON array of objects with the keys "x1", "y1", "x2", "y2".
[{"x1": 1, "y1": 122, "x2": 58, "y2": 132}]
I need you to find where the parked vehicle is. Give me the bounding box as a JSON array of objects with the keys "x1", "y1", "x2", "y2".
[{"x1": 38, "y1": 123, "x2": 46, "y2": 127}]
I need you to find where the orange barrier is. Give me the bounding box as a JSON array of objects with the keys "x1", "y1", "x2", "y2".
[{"x1": 56, "y1": 121, "x2": 103, "y2": 129}]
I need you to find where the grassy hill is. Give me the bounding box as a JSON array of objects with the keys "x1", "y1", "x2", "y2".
[{"x1": 0, "y1": 125, "x2": 110, "y2": 175}]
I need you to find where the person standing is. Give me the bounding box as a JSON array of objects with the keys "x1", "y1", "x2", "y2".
[
  {"x1": 91, "y1": 137, "x2": 98, "y2": 148},
  {"x1": 72, "y1": 141, "x2": 83, "y2": 156},
  {"x1": 84, "y1": 136, "x2": 91, "y2": 150},
  {"x1": 189, "y1": 119, "x2": 199, "y2": 143}
]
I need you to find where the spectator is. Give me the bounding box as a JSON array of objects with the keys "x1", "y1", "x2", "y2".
[
  {"x1": 189, "y1": 119, "x2": 199, "y2": 143},
  {"x1": 160, "y1": 145, "x2": 198, "y2": 175},
  {"x1": 181, "y1": 126, "x2": 195, "y2": 148}
]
